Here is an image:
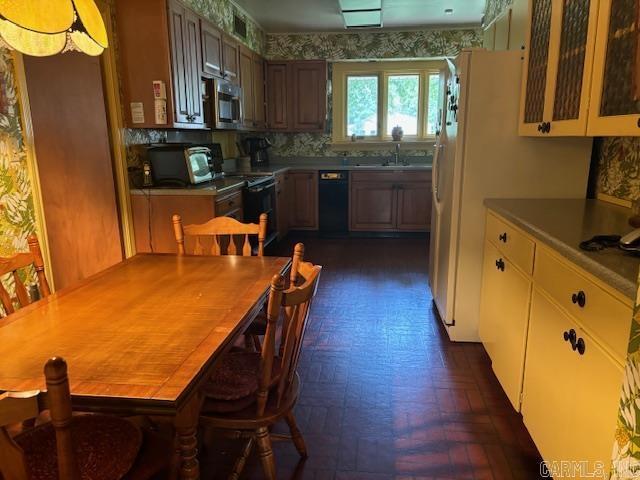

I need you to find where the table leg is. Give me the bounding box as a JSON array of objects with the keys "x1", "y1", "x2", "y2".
[{"x1": 174, "y1": 395, "x2": 202, "y2": 480}]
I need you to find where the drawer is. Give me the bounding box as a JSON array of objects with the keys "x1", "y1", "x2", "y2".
[
  {"x1": 215, "y1": 190, "x2": 243, "y2": 217},
  {"x1": 350, "y1": 171, "x2": 431, "y2": 183},
  {"x1": 485, "y1": 212, "x2": 535, "y2": 275},
  {"x1": 534, "y1": 246, "x2": 632, "y2": 364}
]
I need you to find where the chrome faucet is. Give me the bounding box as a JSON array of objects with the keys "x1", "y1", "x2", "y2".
[{"x1": 394, "y1": 143, "x2": 401, "y2": 165}]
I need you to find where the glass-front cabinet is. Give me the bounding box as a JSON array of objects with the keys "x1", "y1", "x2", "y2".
[
  {"x1": 588, "y1": 0, "x2": 640, "y2": 135},
  {"x1": 519, "y1": 0, "x2": 600, "y2": 136}
]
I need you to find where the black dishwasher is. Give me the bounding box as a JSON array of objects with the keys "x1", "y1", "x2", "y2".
[{"x1": 319, "y1": 170, "x2": 349, "y2": 236}]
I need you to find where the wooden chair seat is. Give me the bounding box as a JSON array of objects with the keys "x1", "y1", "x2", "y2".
[
  {"x1": 13, "y1": 415, "x2": 142, "y2": 480},
  {"x1": 201, "y1": 351, "x2": 282, "y2": 414},
  {"x1": 200, "y1": 373, "x2": 301, "y2": 430}
]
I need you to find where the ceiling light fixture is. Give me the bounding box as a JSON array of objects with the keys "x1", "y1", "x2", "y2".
[
  {"x1": 0, "y1": 0, "x2": 109, "y2": 57},
  {"x1": 339, "y1": 0, "x2": 383, "y2": 29}
]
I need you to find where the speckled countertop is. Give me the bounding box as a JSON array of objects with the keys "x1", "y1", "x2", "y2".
[{"x1": 485, "y1": 199, "x2": 640, "y2": 300}]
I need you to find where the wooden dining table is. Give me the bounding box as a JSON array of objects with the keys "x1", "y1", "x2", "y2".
[{"x1": 0, "y1": 253, "x2": 291, "y2": 480}]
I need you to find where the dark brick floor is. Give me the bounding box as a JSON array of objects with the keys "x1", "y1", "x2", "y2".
[{"x1": 201, "y1": 237, "x2": 543, "y2": 479}]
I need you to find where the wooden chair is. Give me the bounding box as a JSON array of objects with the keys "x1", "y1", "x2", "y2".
[
  {"x1": 172, "y1": 213, "x2": 269, "y2": 349},
  {"x1": 199, "y1": 249, "x2": 322, "y2": 480},
  {"x1": 172, "y1": 213, "x2": 268, "y2": 257},
  {"x1": 0, "y1": 357, "x2": 171, "y2": 480},
  {"x1": 0, "y1": 235, "x2": 51, "y2": 316}
]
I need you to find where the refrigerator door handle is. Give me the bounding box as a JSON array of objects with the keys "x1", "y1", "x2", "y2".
[{"x1": 432, "y1": 143, "x2": 445, "y2": 213}]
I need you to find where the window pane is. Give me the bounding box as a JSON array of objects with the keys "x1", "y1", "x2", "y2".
[
  {"x1": 347, "y1": 76, "x2": 378, "y2": 137},
  {"x1": 426, "y1": 73, "x2": 442, "y2": 136},
  {"x1": 386, "y1": 75, "x2": 419, "y2": 136}
]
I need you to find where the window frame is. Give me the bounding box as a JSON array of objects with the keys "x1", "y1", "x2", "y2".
[{"x1": 333, "y1": 60, "x2": 445, "y2": 146}]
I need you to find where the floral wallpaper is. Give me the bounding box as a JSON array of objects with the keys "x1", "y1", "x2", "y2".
[
  {"x1": 611, "y1": 279, "x2": 640, "y2": 479},
  {"x1": 266, "y1": 29, "x2": 482, "y2": 60},
  {"x1": 0, "y1": 49, "x2": 36, "y2": 258},
  {"x1": 595, "y1": 137, "x2": 640, "y2": 203},
  {"x1": 185, "y1": 0, "x2": 266, "y2": 54},
  {"x1": 484, "y1": 0, "x2": 514, "y2": 26}
]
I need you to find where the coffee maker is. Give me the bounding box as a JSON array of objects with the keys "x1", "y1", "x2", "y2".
[{"x1": 242, "y1": 137, "x2": 271, "y2": 167}]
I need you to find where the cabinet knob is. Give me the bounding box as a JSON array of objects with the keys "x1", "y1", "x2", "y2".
[
  {"x1": 571, "y1": 290, "x2": 586, "y2": 308},
  {"x1": 637, "y1": 118, "x2": 640, "y2": 128},
  {"x1": 576, "y1": 337, "x2": 586, "y2": 355},
  {"x1": 564, "y1": 328, "x2": 577, "y2": 349},
  {"x1": 499, "y1": 232, "x2": 507, "y2": 243},
  {"x1": 538, "y1": 123, "x2": 544, "y2": 132},
  {"x1": 495, "y1": 258, "x2": 505, "y2": 272}
]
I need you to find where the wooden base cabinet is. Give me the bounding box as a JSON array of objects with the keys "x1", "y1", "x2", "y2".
[
  {"x1": 478, "y1": 240, "x2": 532, "y2": 410},
  {"x1": 288, "y1": 171, "x2": 318, "y2": 230},
  {"x1": 522, "y1": 289, "x2": 623, "y2": 473},
  {"x1": 350, "y1": 171, "x2": 431, "y2": 232}
]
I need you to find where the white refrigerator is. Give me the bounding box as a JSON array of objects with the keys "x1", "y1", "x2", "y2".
[{"x1": 429, "y1": 49, "x2": 593, "y2": 342}]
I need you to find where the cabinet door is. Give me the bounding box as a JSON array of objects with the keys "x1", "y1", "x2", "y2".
[
  {"x1": 222, "y1": 35, "x2": 240, "y2": 84},
  {"x1": 478, "y1": 241, "x2": 532, "y2": 410},
  {"x1": 588, "y1": 0, "x2": 640, "y2": 135},
  {"x1": 291, "y1": 61, "x2": 327, "y2": 131},
  {"x1": 350, "y1": 182, "x2": 397, "y2": 231},
  {"x1": 253, "y1": 54, "x2": 266, "y2": 130},
  {"x1": 168, "y1": 0, "x2": 190, "y2": 124},
  {"x1": 519, "y1": 0, "x2": 554, "y2": 135},
  {"x1": 522, "y1": 289, "x2": 622, "y2": 473},
  {"x1": 396, "y1": 182, "x2": 431, "y2": 232},
  {"x1": 547, "y1": 0, "x2": 599, "y2": 135},
  {"x1": 266, "y1": 63, "x2": 289, "y2": 130},
  {"x1": 239, "y1": 45, "x2": 254, "y2": 129},
  {"x1": 184, "y1": 10, "x2": 203, "y2": 125},
  {"x1": 289, "y1": 172, "x2": 318, "y2": 230},
  {"x1": 201, "y1": 20, "x2": 223, "y2": 78}
]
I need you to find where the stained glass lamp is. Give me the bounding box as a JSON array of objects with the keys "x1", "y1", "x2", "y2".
[{"x1": 0, "y1": 0, "x2": 108, "y2": 56}]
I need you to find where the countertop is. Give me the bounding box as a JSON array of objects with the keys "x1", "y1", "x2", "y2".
[
  {"x1": 130, "y1": 163, "x2": 432, "y2": 196},
  {"x1": 485, "y1": 199, "x2": 640, "y2": 300},
  {"x1": 130, "y1": 177, "x2": 246, "y2": 197}
]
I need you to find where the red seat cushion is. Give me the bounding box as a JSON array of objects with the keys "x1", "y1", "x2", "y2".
[
  {"x1": 14, "y1": 414, "x2": 142, "y2": 480},
  {"x1": 201, "y1": 351, "x2": 281, "y2": 414}
]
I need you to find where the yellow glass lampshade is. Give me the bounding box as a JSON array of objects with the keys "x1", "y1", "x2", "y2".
[{"x1": 0, "y1": 0, "x2": 108, "y2": 57}]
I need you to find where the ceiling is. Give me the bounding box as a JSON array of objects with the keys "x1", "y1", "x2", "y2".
[{"x1": 233, "y1": 0, "x2": 486, "y2": 33}]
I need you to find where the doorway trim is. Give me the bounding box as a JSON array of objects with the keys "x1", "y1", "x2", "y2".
[{"x1": 98, "y1": 0, "x2": 136, "y2": 258}]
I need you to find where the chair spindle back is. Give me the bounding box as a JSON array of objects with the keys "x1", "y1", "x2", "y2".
[
  {"x1": 173, "y1": 214, "x2": 268, "y2": 257},
  {"x1": 0, "y1": 235, "x2": 51, "y2": 316}
]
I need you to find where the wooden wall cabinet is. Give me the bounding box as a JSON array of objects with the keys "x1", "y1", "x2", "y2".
[
  {"x1": 221, "y1": 34, "x2": 240, "y2": 84},
  {"x1": 288, "y1": 171, "x2": 318, "y2": 230},
  {"x1": 253, "y1": 53, "x2": 267, "y2": 130},
  {"x1": 349, "y1": 171, "x2": 431, "y2": 232},
  {"x1": 479, "y1": 209, "x2": 631, "y2": 474},
  {"x1": 266, "y1": 63, "x2": 289, "y2": 130},
  {"x1": 265, "y1": 60, "x2": 327, "y2": 132},
  {"x1": 519, "y1": 0, "x2": 599, "y2": 136},
  {"x1": 239, "y1": 45, "x2": 255, "y2": 129},
  {"x1": 588, "y1": 0, "x2": 640, "y2": 135},
  {"x1": 117, "y1": 0, "x2": 205, "y2": 129},
  {"x1": 201, "y1": 19, "x2": 223, "y2": 79}
]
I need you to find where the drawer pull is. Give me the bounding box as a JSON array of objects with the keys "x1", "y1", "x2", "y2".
[
  {"x1": 571, "y1": 291, "x2": 586, "y2": 308},
  {"x1": 564, "y1": 328, "x2": 577, "y2": 349},
  {"x1": 495, "y1": 258, "x2": 505, "y2": 272},
  {"x1": 499, "y1": 232, "x2": 508, "y2": 243},
  {"x1": 576, "y1": 337, "x2": 586, "y2": 355}
]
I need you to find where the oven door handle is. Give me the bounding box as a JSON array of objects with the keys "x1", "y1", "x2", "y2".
[{"x1": 247, "y1": 181, "x2": 276, "y2": 193}]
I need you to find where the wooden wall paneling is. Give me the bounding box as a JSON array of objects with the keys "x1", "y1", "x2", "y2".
[
  {"x1": 23, "y1": 53, "x2": 124, "y2": 289},
  {"x1": 131, "y1": 194, "x2": 215, "y2": 254}
]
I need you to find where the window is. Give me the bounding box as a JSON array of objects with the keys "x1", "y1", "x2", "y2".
[{"x1": 334, "y1": 61, "x2": 444, "y2": 144}]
